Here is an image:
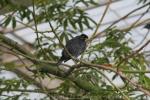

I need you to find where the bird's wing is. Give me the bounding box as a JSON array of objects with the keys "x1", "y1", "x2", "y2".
[
  {"x1": 65, "y1": 36, "x2": 79, "y2": 49},
  {"x1": 66, "y1": 37, "x2": 86, "y2": 57}
]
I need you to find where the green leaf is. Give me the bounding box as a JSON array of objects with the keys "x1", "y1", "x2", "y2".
[
  {"x1": 90, "y1": 0, "x2": 99, "y2": 5},
  {"x1": 63, "y1": 19, "x2": 68, "y2": 30},
  {"x1": 3, "y1": 62, "x2": 16, "y2": 70},
  {"x1": 143, "y1": 75, "x2": 150, "y2": 88},
  {"x1": 69, "y1": 19, "x2": 77, "y2": 29},
  {"x1": 83, "y1": 17, "x2": 92, "y2": 29},
  {"x1": 60, "y1": 33, "x2": 65, "y2": 42},
  {"x1": 3, "y1": 16, "x2": 12, "y2": 27},
  {"x1": 78, "y1": 21, "x2": 83, "y2": 31},
  {"x1": 86, "y1": 16, "x2": 97, "y2": 26},
  {"x1": 12, "y1": 17, "x2": 16, "y2": 29}
]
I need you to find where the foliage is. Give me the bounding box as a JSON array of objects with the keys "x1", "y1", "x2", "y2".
[
  {"x1": 0, "y1": 0, "x2": 150, "y2": 100},
  {"x1": 138, "y1": 0, "x2": 150, "y2": 4},
  {"x1": 0, "y1": 75, "x2": 30, "y2": 99}
]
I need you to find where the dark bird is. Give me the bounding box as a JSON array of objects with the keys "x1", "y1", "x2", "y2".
[
  {"x1": 57, "y1": 34, "x2": 88, "y2": 65},
  {"x1": 144, "y1": 23, "x2": 150, "y2": 30}
]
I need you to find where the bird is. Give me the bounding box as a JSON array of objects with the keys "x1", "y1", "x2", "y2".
[
  {"x1": 144, "y1": 23, "x2": 150, "y2": 30},
  {"x1": 57, "y1": 34, "x2": 88, "y2": 65}
]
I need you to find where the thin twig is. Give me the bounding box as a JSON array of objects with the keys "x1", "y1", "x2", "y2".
[
  {"x1": 116, "y1": 39, "x2": 150, "y2": 68},
  {"x1": 97, "y1": 69, "x2": 130, "y2": 100},
  {"x1": 134, "y1": 30, "x2": 150, "y2": 49},
  {"x1": 89, "y1": 2, "x2": 150, "y2": 41},
  {"x1": 91, "y1": 0, "x2": 111, "y2": 37}
]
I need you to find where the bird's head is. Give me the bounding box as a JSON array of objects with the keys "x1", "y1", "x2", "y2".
[
  {"x1": 144, "y1": 24, "x2": 150, "y2": 30},
  {"x1": 79, "y1": 34, "x2": 88, "y2": 41}
]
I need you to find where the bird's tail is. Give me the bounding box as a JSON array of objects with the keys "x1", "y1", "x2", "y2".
[{"x1": 57, "y1": 58, "x2": 63, "y2": 65}]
